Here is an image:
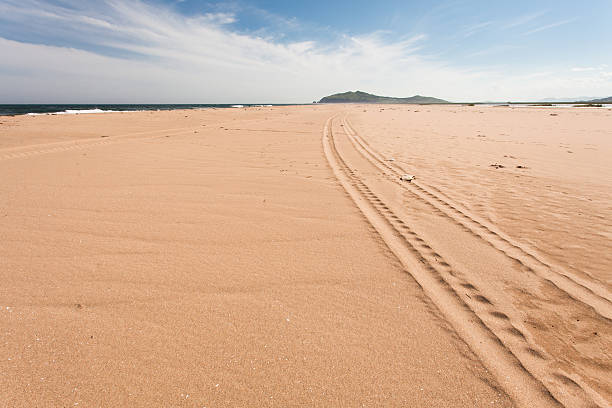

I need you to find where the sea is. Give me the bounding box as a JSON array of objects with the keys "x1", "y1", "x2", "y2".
[
  {"x1": 0, "y1": 104, "x2": 280, "y2": 116},
  {"x1": 1, "y1": 103, "x2": 610, "y2": 116}
]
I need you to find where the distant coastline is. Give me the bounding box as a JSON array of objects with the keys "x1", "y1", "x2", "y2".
[
  {"x1": 316, "y1": 90, "x2": 612, "y2": 106},
  {"x1": 0, "y1": 104, "x2": 282, "y2": 117},
  {"x1": 2, "y1": 98, "x2": 611, "y2": 117}
]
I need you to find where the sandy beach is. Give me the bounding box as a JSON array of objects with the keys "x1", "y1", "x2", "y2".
[{"x1": 1, "y1": 105, "x2": 610, "y2": 407}]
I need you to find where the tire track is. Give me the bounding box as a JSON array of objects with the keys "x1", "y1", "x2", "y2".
[
  {"x1": 322, "y1": 116, "x2": 566, "y2": 408},
  {"x1": 333, "y1": 115, "x2": 610, "y2": 407},
  {"x1": 341, "y1": 116, "x2": 612, "y2": 321},
  {"x1": 0, "y1": 127, "x2": 195, "y2": 162}
]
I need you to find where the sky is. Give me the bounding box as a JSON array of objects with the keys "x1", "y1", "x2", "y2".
[{"x1": 0, "y1": 0, "x2": 611, "y2": 103}]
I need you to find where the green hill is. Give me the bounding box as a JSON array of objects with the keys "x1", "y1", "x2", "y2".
[
  {"x1": 587, "y1": 96, "x2": 612, "y2": 103},
  {"x1": 318, "y1": 90, "x2": 448, "y2": 104}
]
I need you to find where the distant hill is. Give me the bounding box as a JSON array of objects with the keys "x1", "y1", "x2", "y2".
[
  {"x1": 587, "y1": 96, "x2": 612, "y2": 103},
  {"x1": 542, "y1": 96, "x2": 600, "y2": 102},
  {"x1": 318, "y1": 90, "x2": 448, "y2": 104}
]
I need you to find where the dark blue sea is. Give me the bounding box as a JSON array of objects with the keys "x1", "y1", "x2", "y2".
[{"x1": 0, "y1": 104, "x2": 284, "y2": 116}]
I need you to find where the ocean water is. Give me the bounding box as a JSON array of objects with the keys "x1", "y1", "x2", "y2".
[{"x1": 0, "y1": 104, "x2": 278, "y2": 116}]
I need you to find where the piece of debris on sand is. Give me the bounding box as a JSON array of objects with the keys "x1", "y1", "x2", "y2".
[
  {"x1": 400, "y1": 174, "x2": 415, "y2": 182},
  {"x1": 490, "y1": 163, "x2": 505, "y2": 169}
]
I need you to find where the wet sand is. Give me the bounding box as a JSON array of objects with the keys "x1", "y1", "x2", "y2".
[{"x1": 0, "y1": 105, "x2": 610, "y2": 407}]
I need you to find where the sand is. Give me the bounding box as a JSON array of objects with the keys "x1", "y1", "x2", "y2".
[{"x1": 0, "y1": 105, "x2": 610, "y2": 407}]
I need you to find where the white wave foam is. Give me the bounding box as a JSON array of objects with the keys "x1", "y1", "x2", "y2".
[
  {"x1": 231, "y1": 105, "x2": 244, "y2": 108},
  {"x1": 60, "y1": 109, "x2": 113, "y2": 114},
  {"x1": 27, "y1": 109, "x2": 116, "y2": 116}
]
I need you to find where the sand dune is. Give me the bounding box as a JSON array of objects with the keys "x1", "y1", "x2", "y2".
[{"x1": 0, "y1": 105, "x2": 610, "y2": 407}]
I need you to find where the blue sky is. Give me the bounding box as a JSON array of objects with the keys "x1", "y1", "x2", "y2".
[{"x1": 1, "y1": 0, "x2": 611, "y2": 103}]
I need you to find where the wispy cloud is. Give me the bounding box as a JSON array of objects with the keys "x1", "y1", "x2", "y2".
[
  {"x1": 571, "y1": 67, "x2": 597, "y2": 72},
  {"x1": 523, "y1": 18, "x2": 575, "y2": 35},
  {"x1": 502, "y1": 11, "x2": 547, "y2": 29},
  {"x1": 0, "y1": 0, "x2": 609, "y2": 102},
  {"x1": 0, "y1": 0, "x2": 443, "y2": 102},
  {"x1": 462, "y1": 21, "x2": 494, "y2": 38},
  {"x1": 571, "y1": 65, "x2": 612, "y2": 79},
  {"x1": 465, "y1": 44, "x2": 522, "y2": 58}
]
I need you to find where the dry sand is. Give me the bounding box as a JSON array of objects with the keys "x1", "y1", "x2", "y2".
[{"x1": 0, "y1": 105, "x2": 610, "y2": 407}]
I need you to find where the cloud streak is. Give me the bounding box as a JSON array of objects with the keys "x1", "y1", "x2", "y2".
[
  {"x1": 462, "y1": 21, "x2": 494, "y2": 38},
  {"x1": 522, "y1": 18, "x2": 575, "y2": 35},
  {"x1": 502, "y1": 11, "x2": 547, "y2": 29},
  {"x1": 0, "y1": 0, "x2": 609, "y2": 102}
]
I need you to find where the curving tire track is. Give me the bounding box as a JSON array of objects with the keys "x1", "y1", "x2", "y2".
[
  {"x1": 340, "y1": 116, "x2": 612, "y2": 321},
  {"x1": 324, "y1": 115, "x2": 611, "y2": 407},
  {"x1": 0, "y1": 127, "x2": 196, "y2": 162},
  {"x1": 321, "y1": 116, "x2": 572, "y2": 408}
]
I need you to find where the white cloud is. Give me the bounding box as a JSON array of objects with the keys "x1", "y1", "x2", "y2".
[
  {"x1": 502, "y1": 11, "x2": 547, "y2": 29},
  {"x1": 523, "y1": 18, "x2": 575, "y2": 35},
  {"x1": 462, "y1": 21, "x2": 494, "y2": 38},
  {"x1": 0, "y1": 0, "x2": 610, "y2": 102}
]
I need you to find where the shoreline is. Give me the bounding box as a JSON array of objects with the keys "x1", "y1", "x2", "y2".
[
  {"x1": 2, "y1": 102, "x2": 611, "y2": 118},
  {"x1": 0, "y1": 104, "x2": 284, "y2": 117}
]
